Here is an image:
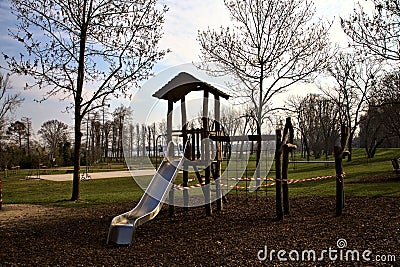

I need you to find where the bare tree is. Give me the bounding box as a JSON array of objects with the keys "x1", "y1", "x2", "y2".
[
  {"x1": 322, "y1": 51, "x2": 382, "y2": 161},
  {"x1": 103, "y1": 120, "x2": 111, "y2": 160},
  {"x1": 136, "y1": 123, "x2": 141, "y2": 157},
  {"x1": 287, "y1": 94, "x2": 339, "y2": 160},
  {"x1": 21, "y1": 117, "x2": 33, "y2": 156},
  {"x1": 38, "y1": 119, "x2": 70, "y2": 155},
  {"x1": 198, "y1": 0, "x2": 331, "y2": 130},
  {"x1": 89, "y1": 113, "x2": 102, "y2": 163},
  {"x1": 198, "y1": 0, "x2": 331, "y2": 174},
  {"x1": 112, "y1": 105, "x2": 131, "y2": 161},
  {"x1": 155, "y1": 120, "x2": 166, "y2": 156},
  {"x1": 220, "y1": 107, "x2": 242, "y2": 137},
  {"x1": 0, "y1": 73, "x2": 24, "y2": 137},
  {"x1": 375, "y1": 70, "x2": 400, "y2": 139},
  {"x1": 359, "y1": 105, "x2": 388, "y2": 158},
  {"x1": 141, "y1": 124, "x2": 147, "y2": 158},
  {"x1": 4, "y1": 0, "x2": 169, "y2": 200},
  {"x1": 128, "y1": 123, "x2": 135, "y2": 158},
  {"x1": 341, "y1": 1, "x2": 400, "y2": 61}
]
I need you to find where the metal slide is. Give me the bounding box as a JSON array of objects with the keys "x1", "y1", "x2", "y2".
[{"x1": 107, "y1": 157, "x2": 183, "y2": 245}]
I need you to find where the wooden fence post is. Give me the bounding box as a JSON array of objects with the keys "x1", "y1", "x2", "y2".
[
  {"x1": 334, "y1": 125, "x2": 350, "y2": 216},
  {"x1": 275, "y1": 129, "x2": 283, "y2": 221},
  {"x1": 282, "y1": 145, "x2": 290, "y2": 215}
]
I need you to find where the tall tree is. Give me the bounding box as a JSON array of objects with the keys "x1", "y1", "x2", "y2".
[
  {"x1": 287, "y1": 94, "x2": 340, "y2": 160},
  {"x1": 322, "y1": 51, "x2": 382, "y2": 161},
  {"x1": 341, "y1": 1, "x2": 400, "y2": 61},
  {"x1": 21, "y1": 117, "x2": 32, "y2": 156},
  {"x1": 198, "y1": 0, "x2": 331, "y2": 130},
  {"x1": 5, "y1": 0, "x2": 169, "y2": 200},
  {"x1": 7, "y1": 120, "x2": 27, "y2": 149},
  {"x1": 375, "y1": 70, "x2": 400, "y2": 139},
  {"x1": 0, "y1": 73, "x2": 24, "y2": 137},
  {"x1": 198, "y1": 0, "x2": 331, "y2": 175},
  {"x1": 359, "y1": 104, "x2": 388, "y2": 158},
  {"x1": 38, "y1": 119, "x2": 70, "y2": 156},
  {"x1": 112, "y1": 105, "x2": 131, "y2": 160},
  {"x1": 0, "y1": 73, "x2": 24, "y2": 169},
  {"x1": 220, "y1": 107, "x2": 242, "y2": 137}
]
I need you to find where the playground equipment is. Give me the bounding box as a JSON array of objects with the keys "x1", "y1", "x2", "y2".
[
  {"x1": 274, "y1": 117, "x2": 297, "y2": 220},
  {"x1": 107, "y1": 72, "x2": 231, "y2": 245},
  {"x1": 107, "y1": 150, "x2": 184, "y2": 245},
  {"x1": 107, "y1": 72, "x2": 350, "y2": 245},
  {"x1": 273, "y1": 118, "x2": 350, "y2": 219}
]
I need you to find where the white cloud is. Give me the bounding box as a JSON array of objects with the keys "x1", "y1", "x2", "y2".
[{"x1": 157, "y1": 0, "x2": 231, "y2": 67}]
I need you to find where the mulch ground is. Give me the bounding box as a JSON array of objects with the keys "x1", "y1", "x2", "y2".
[
  {"x1": 0, "y1": 194, "x2": 399, "y2": 266},
  {"x1": 348, "y1": 173, "x2": 400, "y2": 184}
]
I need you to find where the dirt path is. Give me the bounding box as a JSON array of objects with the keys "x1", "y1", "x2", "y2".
[
  {"x1": 26, "y1": 169, "x2": 155, "y2": 182},
  {"x1": 0, "y1": 204, "x2": 63, "y2": 226}
]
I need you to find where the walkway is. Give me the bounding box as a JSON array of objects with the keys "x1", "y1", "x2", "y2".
[{"x1": 28, "y1": 169, "x2": 155, "y2": 182}]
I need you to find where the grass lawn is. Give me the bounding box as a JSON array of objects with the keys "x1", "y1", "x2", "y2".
[{"x1": 1, "y1": 148, "x2": 399, "y2": 207}]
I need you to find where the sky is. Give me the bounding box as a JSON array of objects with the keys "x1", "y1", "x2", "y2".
[{"x1": 0, "y1": 0, "x2": 374, "y2": 134}]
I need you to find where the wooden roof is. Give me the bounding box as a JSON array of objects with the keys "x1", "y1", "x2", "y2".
[{"x1": 152, "y1": 72, "x2": 230, "y2": 102}]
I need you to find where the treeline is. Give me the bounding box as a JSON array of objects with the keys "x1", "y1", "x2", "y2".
[
  {"x1": 287, "y1": 69, "x2": 400, "y2": 160},
  {"x1": 83, "y1": 106, "x2": 167, "y2": 164},
  {"x1": 0, "y1": 118, "x2": 72, "y2": 169},
  {"x1": 2, "y1": 68, "x2": 400, "y2": 170},
  {"x1": 0, "y1": 104, "x2": 168, "y2": 169}
]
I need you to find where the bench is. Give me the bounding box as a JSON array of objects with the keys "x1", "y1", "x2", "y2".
[{"x1": 391, "y1": 158, "x2": 400, "y2": 175}]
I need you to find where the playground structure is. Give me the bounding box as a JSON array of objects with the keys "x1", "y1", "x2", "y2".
[
  {"x1": 107, "y1": 72, "x2": 349, "y2": 245},
  {"x1": 107, "y1": 72, "x2": 232, "y2": 245}
]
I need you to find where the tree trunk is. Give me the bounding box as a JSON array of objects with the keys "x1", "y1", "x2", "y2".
[
  {"x1": 71, "y1": 115, "x2": 83, "y2": 201},
  {"x1": 347, "y1": 132, "x2": 353, "y2": 162},
  {"x1": 334, "y1": 125, "x2": 349, "y2": 216},
  {"x1": 275, "y1": 129, "x2": 283, "y2": 221},
  {"x1": 334, "y1": 145, "x2": 344, "y2": 216},
  {"x1": 255, "y1": 120, "x2": 262, "y2": 189},
  {"x1": 71, "y1": 1, "x2": 88, "y2": 201}
]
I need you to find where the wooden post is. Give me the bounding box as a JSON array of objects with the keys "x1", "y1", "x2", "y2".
[
  {"x1": 181, "y1": 96, "x2": 189, "y2": 210},
  {"x1": 167, "y1": 100, "x2": 175, "y2": 217},
  {"x1": 214, "y1": 95, "x2": 222, "y2": 211},
  {"x1": 166, "y1": 100, "x2": 173, "y2": 155},
  {"x1": 191, "y1": 131, "x2": 196, "y2": 160},
  {"x1": 203, "y1": 91, "x2": 212, "y2": 216},
  {"x1": 334, "y1": 125, "x2": 350, "y2": 217},
  {"x1": 282, "y1": 117, "x2": 295, "y2": 215},
  {"x1": 196, "y1": 129, "x2": 200, "y2": 159},
  {"x1": 282, "y1": 145, "x2": 290, "y2": 215},
  {"x1": 275, "y1": 129, "x2": 283, "y2": 221}
]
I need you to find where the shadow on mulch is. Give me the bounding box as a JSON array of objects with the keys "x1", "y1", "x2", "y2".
[
  {"x1": 0, "y1": 195, "x2": 399, "y2": 266},
  {"x1": 348, "y1": 173, "x2": 400, "y2": 184}
]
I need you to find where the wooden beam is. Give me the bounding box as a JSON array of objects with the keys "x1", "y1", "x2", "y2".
[
  {"x1": 214, "y1": 95, "x2": 222, "y2": 211},
  {"x1": 167, "y1": 100, "x2": 173, "y2": 146},
  {"x1": 334, "y1": 125, "x2": 350, "y2": 217},
  {"x1": 203, "y1": 91, "x2": 212, "y2": 216},
  {"x1": 181, "y1": 96, "x2": 189, "y2": 210},
  {"x1": 275, "y1": 129, "x2": 283, "y2": 221},
  {"x1": 167, "y1": 99, "x2": 174, "y2": 216}
]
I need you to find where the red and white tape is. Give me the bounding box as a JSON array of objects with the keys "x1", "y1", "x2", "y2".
[{"x1": 174, "y1": 174, "x2": 338, "y2": 190}]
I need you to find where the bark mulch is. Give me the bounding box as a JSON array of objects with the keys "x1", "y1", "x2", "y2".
[{"x1": 0, "y1": 194, "x2": 399, "y2": 266}]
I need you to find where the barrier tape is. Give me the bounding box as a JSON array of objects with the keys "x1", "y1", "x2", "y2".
[{"x1": 173, "y1": 175, "x2": 337, "y2": 191}]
